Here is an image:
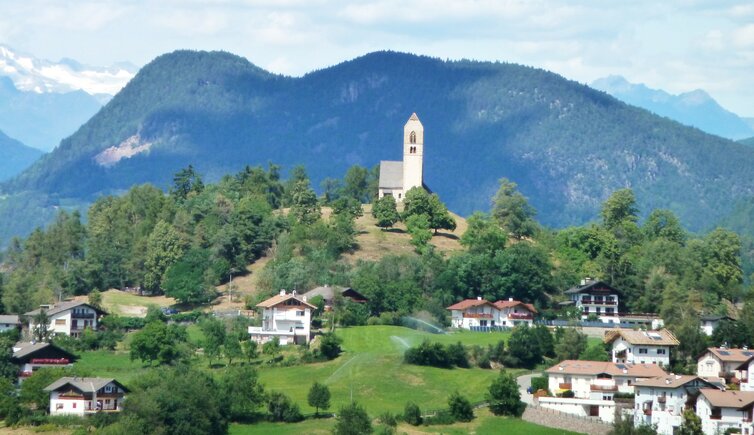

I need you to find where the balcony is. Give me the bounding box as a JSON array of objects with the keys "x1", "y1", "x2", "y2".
[
  {"x1": 509, "y1": 313, "x2": 533, "y2": 320},
  {"x1": 580, "y1": 299, "x2": 592, "y2": 305},
  {"x1": 463, "y1": 313, "x2": 493, "y2": 319},
  {"x1": 710, "y1": 414, "x2": 722, "y2": 420},
  {"x1": 590, "y1": 385, "x2": 618, "y2": 392},
  {"x1": 71, "y1": 312, "x2": 95, "y2": 319},
  {"x1": 558, "y1": 383, "x2": 572, "y2": 390}
]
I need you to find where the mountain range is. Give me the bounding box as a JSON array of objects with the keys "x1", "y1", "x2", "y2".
[
  {"x1": 0, "y1": 130, "x2": 43, "y2": 182},
  {"x1": 592, "y1": 75, "x2": 754, "y2": 140},
  {"x1": 4, "y1": 50, "x2": 754, "y2": 243},
  {"x1": 0, "y1": 46, "x2": 136, "y2": 152}
]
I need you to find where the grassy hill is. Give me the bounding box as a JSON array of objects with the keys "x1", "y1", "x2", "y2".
[{"x1": 4, "y1": 49, "x2": 754, "y2": 245}]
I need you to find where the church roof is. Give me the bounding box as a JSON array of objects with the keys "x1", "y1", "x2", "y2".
[
  {"x1": 409, "y1": 112, "x2": 419, "y2": 121},
  {"x1": 378, "y1": 160, "x2": 403, "y2": 189}
]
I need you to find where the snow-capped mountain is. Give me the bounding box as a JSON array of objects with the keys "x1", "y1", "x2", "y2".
[
  {"x1": 592, "y1": 75, "x2": 754, "y2": 140},
  {"x1": 0, "y1": 45, "x2": 136, "y2": 96}
]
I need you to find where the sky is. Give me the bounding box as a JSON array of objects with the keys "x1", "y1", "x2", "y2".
[{"x1": 1, "y1": 0, "x2": 753, "y2": 117}]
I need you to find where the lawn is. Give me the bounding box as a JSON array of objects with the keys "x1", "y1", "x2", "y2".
[
  {"x1": 100, "y1": 289, "x2": 175, "y2": 317},
  {"x1": 256, "y1": 326, "x2": 522, "y2": 416},
  {"x1": 230, "y1": 408, "x2": 582, "y2": 434},
  {"x1": 73, "y1": 350, "x2": 149, "y2": 385}
]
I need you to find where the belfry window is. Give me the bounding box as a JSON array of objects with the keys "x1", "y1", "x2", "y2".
[{"x1": 410, "y1": 131, "x2": 416, "y2": 144}]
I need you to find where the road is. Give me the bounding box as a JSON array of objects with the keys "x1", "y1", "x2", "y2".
[{"x1": 516, "y1": 373, "x2": 538, "y2": 405}]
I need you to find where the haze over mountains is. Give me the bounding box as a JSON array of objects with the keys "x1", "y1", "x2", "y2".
[
  {"x1": 0, "y1": 130, "x2": 43, "y2": 182},
  {"x1": 0, "y1": 46, "x2": 135, "y2": 152},
  {"x1": 5, "y1": 49, "x2": 754, "y2": 245},
  {"x1": 592, "y1": 75, "x2": 754, "y2": 141}
]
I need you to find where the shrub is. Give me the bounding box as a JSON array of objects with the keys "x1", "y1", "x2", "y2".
[
  {"x1": 403, "y1": 402, "x2": 422, "y2": 426},
  {"x1": 447, "y1": 391, "x2": 474, "y2": 422},
  {"x1": 446, "y1": 342, "x2": 469, "y2": 368},
  {"x1": 318, "y1": 332, "x2": 342, "y2": 360},
  {"x1": 267, "y1": 392, "x2": 301, "y2": 422},
  {"x1": 561, "y1": 390, "x2": 575, "y2": 398},
  {"x1": 378, "y1": 411, "x2": 397, "y2": 428},
  {"x1": 423, "y1": 410, "x2": 456, "y2": 425},
  {"x1": 404, "y1": 340, "x2": 451, "y2": 368},
  {"x1": 333, "y1": 402, "x2": 372, "y2": 435},
  {"x1": 531, "y1": 376, "x2": 549, "y2": 392},
  {"x1": 487, "y1": 370, "x2": 523, "y2": 416}
]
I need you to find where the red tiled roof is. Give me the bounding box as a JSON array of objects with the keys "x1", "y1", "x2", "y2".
[
  {"x1": 494, "y1": 300, "x2": 537, "y2": 314},
  {"x1": 546, "y1": 360, "x2": 667, "y2": 378},
  {"x1": 446, "y1": 299, "x2": 495, "y2": 310}
]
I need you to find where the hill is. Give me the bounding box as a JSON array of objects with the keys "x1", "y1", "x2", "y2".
[
  {"x1": 592, "y1": 75, "x2": 754, "y2": 140},
  {"x1": 739, "y1": 136, "x2": 754, "y2": 147},
  {"x1": 5, "y1": 50, "x2": 754, "y2": 242},
  {"x1": 0, "y1": 130, "x2": 43, "y2": 182}
]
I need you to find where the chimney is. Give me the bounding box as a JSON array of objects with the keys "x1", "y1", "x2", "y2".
[
  {"x1": 292, "y1": 290, "x2": 297, "y2": 296},
  {"x1": 477, "y1": 296, "x2": 482, "y2": 301},
  {"x1": 509, "y1": 297, "x2": 514, "y2": 302},
  {"x1": 665, "y1": 379, "x2": 671, "y2": 385},
  {"x1": 744, "y1": 345, "x2": 749, "y2": 351},
  {"x1": 580, "y1": 279, "x2": 586, "y2": 286},
  {"x1": 279, "y1": 289, "x2": 286, "y2": 297},
  {"x1": 302, "y1": 296, "x2": 307, "y2": 302}
]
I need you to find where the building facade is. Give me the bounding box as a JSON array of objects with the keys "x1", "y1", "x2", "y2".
[
  {"x1": 248, "y1": 290, "x2": 315, "y2": 345},
  {"x1": 447, "y1": 297, "x2": 536, "y2": 330},
  {"x1": 563, "y1": 279, "x2": 621, "y2": 323},
  {"x1": 378, "y1": 113, "x2": 425, "y2": 201},
  {"x1": 45, "y1": 377, "x2": 127, "y2": 416},
  {"x1": 25, "y1": 301, "x2": 106, "y2": 337},
  {"x1": 697, "y1": 347, "x2": 754, "y2": 384},
  {"x1": 11, "y1": 341, "x2": 77, "y2": 380},
  {"x1": 696, "y1": 389, "x2": 754, "y2": 435},
  {"x1": 604, "y1": 329, "x2": 679, "y2": 367},
  {"x1": 633, "y1": 375, "x2": 716, "y2": 435}
]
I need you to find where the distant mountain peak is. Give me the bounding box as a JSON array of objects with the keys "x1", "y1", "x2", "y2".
[
  {"x1": 0, "y1": 44, "x2": 137, "y2": 96},
  {"x1": 592, "y1": 75, "x2": 754, "y2": 140}
]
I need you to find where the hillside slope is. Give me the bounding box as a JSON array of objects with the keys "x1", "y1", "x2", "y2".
[
  {"x1": 0, "y1": 130, "x2": 43, "y2": 181},
  {"x1": 5, "y1": 50, "x2": 754, "y2": 239}
]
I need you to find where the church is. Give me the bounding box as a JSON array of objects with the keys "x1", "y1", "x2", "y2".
[{"x1": 377, "y1": 113, "x2": 426, "y2": 201}]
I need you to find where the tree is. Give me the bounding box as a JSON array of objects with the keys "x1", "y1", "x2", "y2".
[
  {"x1": 129, "y1": 321, "x2": 188, "y2": 365},
  {"x1": 461, "y1": 212, "x2": 507, "y2": 254},
  {"x1": 31, "y1": 309, "x2": 50, "y2": 342},
  {"x1": 224, "y1": 334, "x2": 243, "y2": 365},
  {"x1": 333, "y1": 402, "x2": 372, "y2": 435},
  {"x1": 200, "y1": 317, "x2": 226, "y2": 366},
  {"x1": 405, "y1": 214, "x2": 432, "y2": 252},
  {"x1": 162, "y1": 249, "x2": 213, "y2": 304},
  {"x1": 447, "y1": 391, "x2": 474, "y2": 422},
  {"x1": 487, "y1": 371, "x2": 523, "y2": 416},
  {"x1": 307, "y1": 382, "x2": 331, "y2": 415},
  {"x1": 144, "y1": 221, "x2": 185, "y2": 291},
  {"x1": 267, "y1": 391, "x2": 303, "y2": 422},
  {"x1": 403, "y1": 402, "x2": 422, "y2": 426},
  {"x1": 506, "y1": 324, "x2": 543, "y2": 369},
  {"x1": 219, "y1": 365, "x2": 266, "y2": 421},
  {"x1": 88, "y1": 289, "x2": 103, "y2": 309},
  {"x1": 116, "y1": 365, "x2": 227, "y2": 435},
  {"x1": 402, "y1": 187, "x2": 456, "y2": 234},
  {"x1": 555, "y1": 328, "x2": 588, "y2": 361},
  {"x1": 601, "y1": 189, "x2": 638, "y2": 230},
  {"x1": 318, "y1": 333, "x2": 342, "y2": 360},
  {"x1": 343, "y1": 165, "x2": 371, "y2": 203},
  {"x1": 241, "y1": 340, "x2": 258, "y2": 363},
  {"x1": 372, "y1": 195, "x2": 400, "y2": 230},
  {"x1": 492, "y1": 178, "x2": 537, "y2": 239},
  {"x1": 677, "y1": 408, "x2": 703, "y2": 435},
  {"x1": 171, "y1": 165, "x2": 204, "y2": 202},
  {"x1": 263, "y1": 337, "x2": 281, "y2": 358},
  {"x1": 532, "y1": 324, "x2": 555, "y2": 358},
  {"x1": 643, "y1": 209, "x2": 686, "y2": 244},
  {"x1": 20, "y1": 367, "x2": 68, "y2": 411},
  {"x1": 290, "y1": 180, "x2": 321, "y2": 225},
  {"x1": 580, "y1": 343, "x2": 610, "y2": 361}
]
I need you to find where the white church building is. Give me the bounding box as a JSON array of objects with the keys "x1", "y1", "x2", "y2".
[{"x1": 378, "y1": 113, "x2": 426, "y2": 201}]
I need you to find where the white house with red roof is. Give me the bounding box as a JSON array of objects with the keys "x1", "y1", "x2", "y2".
[
  {"x1": 697, "y1": 346, "x2": 754, "y2": 385},
  {"x1": 739, "y1": 356, "x2": 754, "y2": 392},
  {"x1": 696, "y1": 389, "x2": 754, "y2": 435},
  {"x1": 248, "y1": 290, "x2": 315, "y2": 345},
  {"x1": 604, "y1": 328, "x2": 679, "y2": 367},
  {"x1": 25, "y1": 301, "x2": 107, "y2": 338},
  {"x1": 563, "y1": 278, "x2": 620, "y2": 323},
  {"x1": 493, "y1": 298, "x2": 537, "y2": 327},
  {"x1": 633, "y1": 375, "x2": 717, "y2": 434},
  {"x1": 447, "y1": 297, "x2": 537, "y2": 330},
  {"x1": 45, "y1": 377, "x2": 128, "y2": 416}
]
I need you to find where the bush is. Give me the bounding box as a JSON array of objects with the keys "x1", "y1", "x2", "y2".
[
  {"x1": 333, "y1": 402, "x2": 372, "y2": 435},
  {"x1": 447, "y1": 391, "x2": 474, "y2": 422},
  {"x1": 531, "y1": 376, "x2": 549, "y2": 392},
  {"x1": 378, "y1": 411, "x2": 397, "y2": 428},
  {"x1": 423, "y1": 410, "x2": 456, "y2": 425},
  {"x1": 446, "y1": 342, "x2": 469, "y2": 368},
  {"x1": 267, "y1": 391, "x2": 302, "y2": 422},
  {"x1": 404, "y1": 340, "x2": 451, "y2": 368},
  {"x1": 487, "y1": 370, "x2": 523, "y2": 417},
  {"x1": 318, "y1": 332, "x2": 342, "y2": 360},
  {"x1": 403, "y1": 402, "x2": 422, "y2": 426},
  {"x1": 561, "y1": 390, "x2": 575, "y2": 398}
]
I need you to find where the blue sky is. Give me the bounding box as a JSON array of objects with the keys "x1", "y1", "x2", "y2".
[{"x1": 2, "y1": 0, "x2": 753, "y2": 116}]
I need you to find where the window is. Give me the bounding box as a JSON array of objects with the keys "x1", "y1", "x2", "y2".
[
  {"x1": 56, "y1": 403, "x2": 63, "y2": 410},
  {"x1": 73, "y1": 403, "x2": 76, "y2": 409},
  {"x1": 296, "y1": 310, "x2": 304, "y2": 317},
  {"x1": 639, "y1": 348, "x2": 648, "y2": 354},
  {"x1": 657, "y1": 349, "x2": 666, "y2": 355},
  {"x1": 104, "y1": 385, "x2": 113, "y2": 393},
  {"x1": 55, "y1": 319, "x2": 66, "y2": 325},
  {"x1": 410, "y1": 131, "x2": 416, "y2": 144}
]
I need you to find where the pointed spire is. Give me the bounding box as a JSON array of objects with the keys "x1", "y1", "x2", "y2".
[{"x1": 409, "y1": 112, "x2": 419, "y2": 121}]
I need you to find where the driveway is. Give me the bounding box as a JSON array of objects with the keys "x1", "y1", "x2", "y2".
[{"x1": 516, "y1": 373, "x2": 538, "y2": 405}]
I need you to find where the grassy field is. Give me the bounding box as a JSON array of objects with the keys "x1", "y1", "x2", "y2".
[
  {"x1": 73, "y1": 350, "x2": 149, "y2": 384},
  {"x1": 256, "y1": 326, "x2": 519, "y2": 415},
  {"x1": 230, "y1": 408, "x2": 582, "y2": 434},
  {"x1": 99, "y1": 289, "x2": 176, "y2": 317}
]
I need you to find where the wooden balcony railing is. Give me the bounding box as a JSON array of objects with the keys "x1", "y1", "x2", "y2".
[{"x1": 559, "y1": 383, "x2": 572, "y2": 390}]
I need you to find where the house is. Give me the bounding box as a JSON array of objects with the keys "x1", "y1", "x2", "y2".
[
  {"x1": 696, "y1": 388, "x2": 754, "y2": 435},
  {"x1": 738, "y1": 356, "x2": 754, "y2": 392},
  {"x1": 633, "y1": 375, "x2": 718, "y2": 435},
  {"x1": 378, "y1": 113, "x2": 427, "y2": 201},
  {"x1": 12, "y1": 341, "x2": 77, "y2": 380},
  {"x1": 493, "y1": 298, "x2": 537, "y2": 327},
  {"x1": 541, "y1": 360, "x2": 667, "y2": 423},
  {"x1": 697, "y1": 347, "x2": 754, "y2": 384},
  {"x1": 45, "y1": 377, "x2": 128, "y2": 416},
  {"x1": 248, "y1": 290, "x2": 315, "y2": 345},
  {"x1": 446, "y1": 297, "x2": 536, "y2": 330},
  {"x1": 604, "y1": 328, "x2": 679, "y2": 367},
  {"x1": 25, "y1": 301, "x2": 107, "y2": 337},
  {"x1": 563, "y1": 278, "x2": 621, "y2": 323},
  {"x1": 302, "y1": 285, "x2": 368, "y2": 310},
  {"x1": 0, "y1": 315, "x2": 20, "y2": 332},
  {"x1": 700, "y1": 314, "x2": 736, "y2": 336}
]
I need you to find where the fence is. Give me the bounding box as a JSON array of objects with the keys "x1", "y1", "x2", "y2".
[
  {"x1": 466, "y1": 326, "x2": 512, "y2": 333},
  {"x1": 536, "y1": 319, "x2": 637, "y2": 329}
]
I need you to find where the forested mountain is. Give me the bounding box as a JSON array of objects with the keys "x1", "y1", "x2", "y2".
[
  {"x1": 592, "y1": 75, "x2": 754, "y2": 140},
  {"x1": 0, "y1": 130, "x2": 43, "y2": 181},
  {"x1": 5, "y1": 50, "x2": 754, "y2": 242},
  {"x1": 740, "y1": 137, "x2": 754, "y2": 147}
]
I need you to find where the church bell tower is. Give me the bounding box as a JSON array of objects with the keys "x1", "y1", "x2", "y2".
[{"x1": 402, "y1": 113, "x2": 424, "y2": 192}]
